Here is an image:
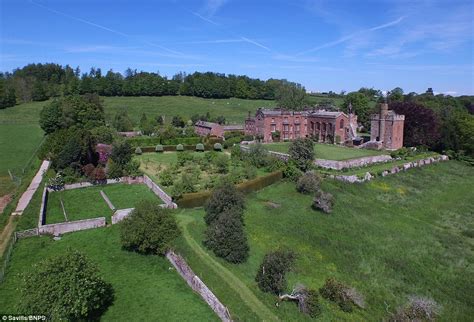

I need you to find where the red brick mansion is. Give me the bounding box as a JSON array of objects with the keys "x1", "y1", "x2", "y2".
[{"x1": 244, "y1": 107, "x2": 359, "y2": 144}]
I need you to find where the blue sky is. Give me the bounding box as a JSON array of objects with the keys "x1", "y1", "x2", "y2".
[{"x1": 1, "y1": 0, "x2": 473, "y2": 95}]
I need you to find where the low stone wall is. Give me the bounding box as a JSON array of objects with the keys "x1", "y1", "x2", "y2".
[
  {"x1": 166, "y1": 251, "x2": 232, "y2": 322},
  {"x1": 315, "y1": 155, "x2": 392, "y2": 170},
  {"x1": 143, "y1": 175, "x2": 177, "y2": 208},
  {"x1": 111, "y1": 208, "x2": 134, "y2": 224},
  {"x1": 329, "y1": 155, "x2": 449, "y2": 184},
  {"x1": 39, "y1": 217, "x2": 106, "y2": 236},
  {"x1": 63, "y1": 176, "x2": 144, "y2": 190},
  {"x1": 240, "y1": 145, "x2": 392, "y2": 170}
]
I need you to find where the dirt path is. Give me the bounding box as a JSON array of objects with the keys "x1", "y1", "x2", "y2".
[
  {"x1": 177, "y1": 213, "x2": 278, "y2": 321},
  {"x1": 14, "y1": 160, "x2": 50, "y2": 215}
]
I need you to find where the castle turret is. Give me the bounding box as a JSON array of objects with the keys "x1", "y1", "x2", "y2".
[{"x1": 378, "y1": 102, "x2": 388, "y2": 142}]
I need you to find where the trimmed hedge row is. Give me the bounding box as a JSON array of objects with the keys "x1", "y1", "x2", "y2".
[
  {"x1": 176, "y1": 171, "x2": 283, "y2": 208},
  {"x1": 126, "y1": 136, "x2": 203, "y2": 147},
  {"x1": 134, "y1": 145, "x2": 207, "y2": 153}
]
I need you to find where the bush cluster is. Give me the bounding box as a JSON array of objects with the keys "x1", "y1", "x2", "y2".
[
  {"x1": 19, "y1": 250, "x2": 114, "y2": 320},
  {"x1": 120, "y1": 200, "x2": 180, "y2": 255},
  {"x1": 312, "y1": 190, "x2": 334, "y2": 214},
  {"x1": 203, "y1": 182, "x2": 249, "y2": 263},
  {"x1": 296, "y1": 171, "x2": 321, "y2": 194},
  {"x1": 319, "y1": 277, "x2": 365, "y2": 312},
  {"x1": 255, "y1": 249, "x2": 296, "y2": 294}
]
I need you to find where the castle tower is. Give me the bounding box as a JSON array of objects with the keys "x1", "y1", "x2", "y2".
[
  {"x1": 378, "y1": 102, "x2": 388, "y2": 142},
  {"x1": 370, "y1": 100, "x2": 405, "y2": 150}
]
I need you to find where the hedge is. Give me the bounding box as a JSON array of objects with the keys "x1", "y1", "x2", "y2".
[
  {"x1": 176, "y1": 171, "x2": 283, "y2": 208},
  {"x1": 126, "y1": 136, "x2": 202, "y2": 147}
]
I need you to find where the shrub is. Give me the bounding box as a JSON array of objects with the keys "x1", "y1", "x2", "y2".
[
  {"x1": 230, "y1": 144, "x2": 242, "y2": 161},
  {"x1": 214, "y1": 142, "x2": 223, "y2": 151},
  {"x1": 204, "y1": 209, "x2": 249, "y2": 263},
  {"x1": 83, "y1": 163, "x2": 96, "y2": 181},
  {"x1": 204, "y1": 182, "x2": 245, "y2": 225},
  {"x1": 296, "y1": 171, "x2": 321, "y2": 194},
  {"x1": 304, "y1": 289, "x2": 322, "y2": 318},
  {"x1": 93, "y1": 166, "x2": 106, "y2": 182},
  {"x1": 245, "y1": 143, "x2": 268, "y2": 168},
  {"x1": 120, "y1": 200, "x2": 180, "y2": 255},
  {"x1": 283, "y1": 160, "x2": 303, "y2": 181},
  {"x1": 229, "y1": 167, "x2": 243, "y2": 184},
  {"x1": 288, "y1": 138, "x2": 314, "y2": 171},
  {"x1": 111, "y1": 140, "x2": 132, "y2": 166},
  {"x1": 177, "y1": 151, "x2": 194, "y2": 167},
  {"x1": 159, "y1": 168, "x2": 174, "y2": 186},
  {"x1": 255, "y1": 249, "x2": 296, "y2": 294},
  {"x1": 155, "y1": 144, "x2": 164, "y2": 152},
  {"x1": 391, "y1": 296, "x2": 441, "y2": 322},
  {"x1": 19, "y1": 250, "x2": 114, "y2": 320},
  {"x1": 214, "y1": 154, "x2": 229, "y2": 174},
  {"x1": 47, "y1": 172, "x2": 65, "y2": 191},
  {"x1": 123, "y1": 159, "x2": 142, "y2": 177},
  {"x1": 135, "y1": 147, "x2": 142, "y2": 155},
  {"x1": 107, "y1": 159, "x2": 123, "y2": 179},
  {"x1": 312, "y1": 190, "x2": 334, "y2": 214},
  {"x1": 244, "y1": 166, "x2": 257, "y2": 180},
  {"x1": 319, "y1": 277, "x2": 365, "y2": 312},
  {"x1": 176, "y1": 144, "x2": 184, "y2": 151},
  {"x1": 265, "y1": 156, "x2": 286, "y2": 172},
  {"x1": 171, "y1": 173, "x2": 197, "y2": 199},
  {"x1": 196, "y1": 143, "x2": 205, "y2": 151}
]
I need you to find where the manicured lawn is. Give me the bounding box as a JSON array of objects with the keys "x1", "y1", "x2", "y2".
[
  {"x1": 0, "y1": 225, "x2": 218, "y2": 321},
  {"x1": 263, "y1": 142, "x2": 387, "y2": 160},
  {"x1": 175, "y1": 161, "x2": 474, "y2": 321},
  {"x1": 46, "y1": 184, "x2": 162, "y2": 224}
]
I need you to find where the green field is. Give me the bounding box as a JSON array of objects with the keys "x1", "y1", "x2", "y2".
[
  {"x1": 174, "y1": 161, "x2": 474, "y2": 321},
  {"x1": 263, "y1": 142, "x2": 387, "y2": 160},
  {"x1": 0, "y1": 101, "x2": 48, "y2": 196},
  {"x1": 46, "y1": 184, "x2": 161, "y2": 224},
  {"x1": 103, "y1": 96, "x2": 274, "y2": 124},
  {"x1": 0, "y1": 225, "x2": 218, "y2": 321}
]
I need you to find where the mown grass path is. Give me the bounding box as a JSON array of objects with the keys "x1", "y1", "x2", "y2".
[{"x1": 177, "y1": 213, "x2": 278, "y2": 321}]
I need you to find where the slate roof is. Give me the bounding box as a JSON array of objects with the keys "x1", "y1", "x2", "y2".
[{"x1": 195, "y1": 120, "x2": 220, "y2": 128}]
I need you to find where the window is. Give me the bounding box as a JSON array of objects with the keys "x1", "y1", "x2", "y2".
[
  {"x1": 283, "y1": 124, "x2": 289, "y2": 131},
  {"x1": 322, "y1": 123, "x2": 326, "y2": 131},
  {"x1": 271, "y1": 124, "x2": 276, "y2": 132},
  {"x1": 316, "y1": 122, "x2": 320, "y2": 130},
  {"x1": 271, "y1": 118, "x2": 275, "y2": 123},
  {"x1": 340, "y1": 119, "x2": 344, "y2": 129},
  {"x1": 296, "y1": 124, "x2": 300, "y2": 131}
]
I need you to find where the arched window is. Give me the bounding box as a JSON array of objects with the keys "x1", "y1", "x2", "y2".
[{"x1": 339, "y1": 119, "x2": 344, "y2": 129}]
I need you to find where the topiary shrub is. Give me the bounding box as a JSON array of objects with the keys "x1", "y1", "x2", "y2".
[
  {"x1": 155, "y1": 144, "x2": 164, "y2": 152},
  {"x1": 296, "y1": 171, "x2": 321, "y2": 194},
  {"x1": 214, "y1": 142, "x2": 223, "y2": 151},
  {"x1": 312, "y1": 190, "x2": 334, "y2": 214},
  {"x1": 391, "y1": 296, "x2": 441, "y2": 322},
  {"x1": 255, "y1": 249, "x2": 296, "y2": 294},
  {"x1": 120, "y1": 200, "x2": 180, "y2": 255},
  {"x1": 196, "y1": 143, "x2": 205, "y2": 152},
  {"x1": 19, "y1": 250, "x2": 114, "y2": 320},
  {"x1": 135, "y1": 147, "x2": 142, "y2": 155},
  {"x1": 204, "y1": 208, "x2": 249, "y2": 263},
  {"x1": 319, "y1": 277, "x2": 365, "y2": 312},
  {"x1": 176, "y1": 144, "x2": 184, "y2": 151},
  {"x1": 204, "y1": 182, "x2": 245, "y2": 225}
]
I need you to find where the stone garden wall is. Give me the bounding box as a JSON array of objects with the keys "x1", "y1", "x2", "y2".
[
  {"x1": 329, "y1": 155, "x2": 449, "y2": 184},
  {"x1": 143, "y1": 175, "x2": 177, "y2": 208},
  {"x1": 314, "y1": 155, "x2": 392, "y2": 170},
  {"x1": 240, "y1": 145, "x2": 392, "y2": 170},
  {"x1": 111, "y1": 208, "x2": 134, "y2": 224},
  {"x1": 166, "y1": 251, "x2": 232, "y2": 322},
  {"x1": 39, "y1": 217, "x2": 106, "y2": 236}
]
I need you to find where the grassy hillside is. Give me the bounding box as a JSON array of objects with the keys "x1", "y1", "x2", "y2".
[
  {"x1": 174, "y1": 161, "x2": 474, "y2": 321},
  {"x1": 103, "y1": 96, "x2": 274, "y2": 124}
]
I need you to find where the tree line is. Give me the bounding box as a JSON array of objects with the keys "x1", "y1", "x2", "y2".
[{"x1": 0, "y1": 63, "x2": 304, "y2": 108}]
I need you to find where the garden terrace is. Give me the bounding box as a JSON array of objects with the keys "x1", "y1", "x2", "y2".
[
  {"x1": 45, "y1": 184, "x2": 161, "y2": 224},
  {"x1": 263, "y1": 142, "x2": 387, "y2": 161},
  {"x1": 174, "y1": 161, "x2": 474, "y2": 321},
  {"x1": 135, "y1": 151, "x2": 273, "y2": 196},
  {"x1": 0, "y1": 225, "x2": 219, "y2": 321}
]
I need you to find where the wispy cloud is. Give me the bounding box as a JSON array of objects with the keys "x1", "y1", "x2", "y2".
[
  {"x1": 296, "y1": 16, "x2": 405, "y2": 56},
  {"x1": 191, "y1": 11, "x2": 220, "y2": 26},
  {"x1": 177, "y1": 38, "x2": 244, "y2": 45},
  {"x1": 30, "y1": 0, "x2": 188, "y2": 58},
  {"x1": 240, "y1": 37, "x2": 271, "y2": 51},
  {"x1": 201, "y1": 0, "x2": 229, "y2": 17}
]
